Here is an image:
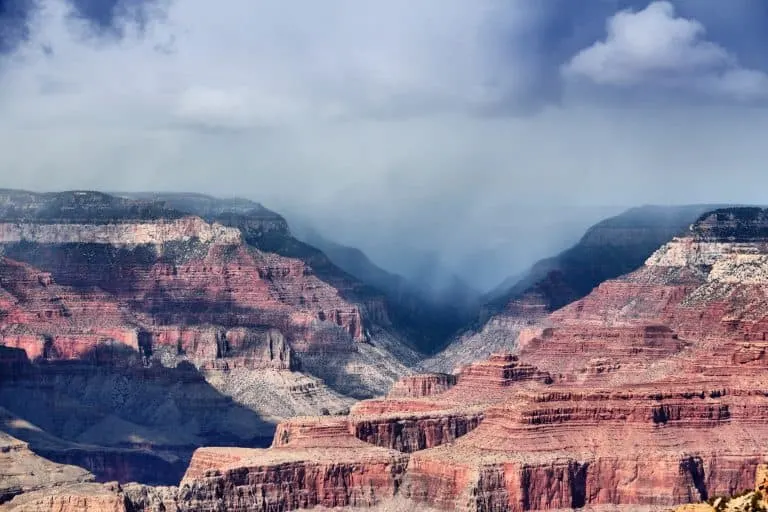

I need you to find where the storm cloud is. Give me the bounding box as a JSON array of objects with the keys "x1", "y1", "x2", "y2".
[{"x1": 1, "y1": 0, "x2": 768, "y2": 290}]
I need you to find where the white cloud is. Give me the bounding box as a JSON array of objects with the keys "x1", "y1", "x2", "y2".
[{"x1": 563, "y1": 1, "x2": 768, "y2": 101}]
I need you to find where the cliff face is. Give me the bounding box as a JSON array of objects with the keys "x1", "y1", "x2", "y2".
[
  {"x1": 179, "y1": 445, "x2": 408, "y2": 511},
  {"x1": 673, "y1": 463, "x2": 768, "y2": 512},
  {"x1": 1, "y1": 483, "x2": 129, "y2": 512},
  {"x1": 0, "y1": 190, "x2": 418, "y2": 375},
  {"x1": 423, "y1": 204, "x2": 720, "y2": 373},
  {"x1": 0, "y1": 190, "x2": 418, "y2": 493},
  {"x1": 169, "y1": 207, "x2": 768, "y2": 511},
  {"x1": 0, "y1": 221, "x2": 367, "y2": 350}
]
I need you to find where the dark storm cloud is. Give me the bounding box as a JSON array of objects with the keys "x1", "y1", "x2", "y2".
[
  {"x1": 0, "y1": 0, "x2": 37, "y2": 54},
  {"x1": 66, "y1": 0, "x2": 167, "y2": 37}
]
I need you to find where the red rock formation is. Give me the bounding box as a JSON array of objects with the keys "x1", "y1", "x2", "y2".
[
  {"x1": 404, "y1": 383, "x2": 768, "y2": 509},
  {"x1": 2, "y1": 483, "x2": 128, "y2": 512},
  {"x1": 0, "y1": 257, "x2": 144, "y2": 362},
  {"x1": 387, "y1": 373, "x2": 457, "y2": 398},
  {"x1": 271, "y1": 417, "x2": 354, "y2": 449},
  {"x1": 450, "y1": 353, "x2": 553, "y2": 393},
  {"x1": 0, "y1": 192, "x2": 425, "y2": 508},
  {"x1": 351, "y1": 412, "x2": 483, "y2": 454},
  {"x1": 0, "y1": 193, "x2": 421, "y2": 413},
  {"x1": 0, "y1": 231, "x2": 375, "y2": 370},
  {"x1": 0, "y1": 213, "x2": 377, "y2": 366},
  {"x1": 271, "y1": 408, "x2": 483, "y2": 455},
  {"x1": 179, "y1": 440, "x2": 408, "y2": 511},
  {"x1": 423, "y1": 205, "x2": 716, "y2": 374}
]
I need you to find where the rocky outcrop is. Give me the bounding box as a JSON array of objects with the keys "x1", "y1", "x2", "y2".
[
  {"x1": 177, "y1": 442, "x2": 408, "y2": 511},
  {"x1": 1, "y1": 482, "x2": 128, "y2": 512},
  {"x1": 201, "y1": 368, "x2": 354, "y2": 423},
  {"x1": 0, "y1": 218, "x2": 241, "y2": 246},
  {"x1": 387, "y1": 373, "x2": 457, "y2": 399},
  {"x1": 350, "y1": 412, "x2": 483, "y2": 454},
  {"x1": 271, "y1": 405, "x2": 483, "y2": 455},
  {"x1": 420, "y1": 314, "x2": 535, "y2": 374},
  {"x1": 673, "y1": 463, "x2": 768, "y2": 512}
]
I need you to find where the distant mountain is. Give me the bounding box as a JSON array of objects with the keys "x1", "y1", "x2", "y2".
[
  {"x1": 121, "y1": 191, "x2": 423, "y2": 368},
  {"x1": 485, "y1": 204, "x2": 728, "y2": 313},
  {"x1": 422, "y1": 204, "x2": 727, "y2": 372},
  {"x1": 120, "y1": 192, "x2": 384, "y2": 301},
  {"x1": 122, "y1": 192, "x2": 270, "y2": 217}
]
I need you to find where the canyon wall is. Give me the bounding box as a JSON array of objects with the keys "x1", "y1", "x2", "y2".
[{"x1": 0, "y1": 191, "x2": 419, "y2": 497}]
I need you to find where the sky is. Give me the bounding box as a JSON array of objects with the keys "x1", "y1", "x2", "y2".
[{"x1": 1, "y1": 0, "x2": 768, "y2": 291}]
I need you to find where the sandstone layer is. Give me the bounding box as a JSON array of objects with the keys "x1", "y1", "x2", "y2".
[{"x1": 1, "y1": 483, "x2": 128, "y2": 512}]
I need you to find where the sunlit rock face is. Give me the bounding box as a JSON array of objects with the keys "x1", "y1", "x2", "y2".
[{"x1": 171, "y1": 207, "x2": 768, "y2": 511}]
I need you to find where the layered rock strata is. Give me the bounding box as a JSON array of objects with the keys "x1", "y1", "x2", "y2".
[
  {"x1": 1, "y1": 482, "x2": 128, "y2": 512},
  {"x1": 172, "y1": 352, "x2": 551, "y2": 509},
  {"x1": 386, "y1": 373, "x2": 457, "y2": 399},
  {"x1": 179, "y1": 443, "x2": 408, "y2": 511},
  {"x1": 0, "y1": 191, "x2": 419, "y2": 368},
  {"x1": 0, "y1": 191, "x2": 419, "y2": 372},
  {"x1": 0, "y1": 191, "x2": 418, "y2": 494},
  {"x1": 174, "y1": 207, "x2": 768, "y2": 510}
]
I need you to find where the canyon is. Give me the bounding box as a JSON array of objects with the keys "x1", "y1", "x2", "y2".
[
  {"x1": 29, "y1": 205, "x2": 763, "y2": 512},
  {"x1": 4, "y1": 196, "x2": 768, "y2": 511}
]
